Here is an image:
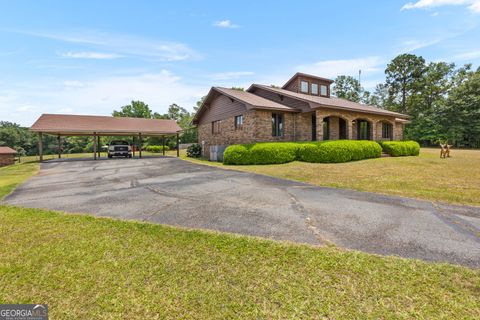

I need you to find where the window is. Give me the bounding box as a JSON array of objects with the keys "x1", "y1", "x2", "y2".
[
  {"x1": 320, "y1": 85, "x2": 328, "y2": 96},
  {"x1": 311, "y1": 83, "x2": 318, "y2": 95},
  {"x1": 357, "y1": 120, "x2": 370, "y2": 140},
  {"x1": 272, "y1": 113, "x2": 284, "y2": 137},
  {"x1": 382, "y1": 122, "x2": 393, "y2": 139},
  {"x1": 300, "y1": 81, "x2": 309, "y2": 93},
  {"x1": 212, "y1": 121, "x2": 220, "y2": 134},
  {"x1": 323, "y1": 118, "x2": 330, "y2": 140},
  {"x1": 235, "y1": 115, "x2": 243, "y2": 130}
]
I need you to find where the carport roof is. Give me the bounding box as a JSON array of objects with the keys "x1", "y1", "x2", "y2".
[{"x1": 30, "y1": 114, "x2": 182, "y2": 136}]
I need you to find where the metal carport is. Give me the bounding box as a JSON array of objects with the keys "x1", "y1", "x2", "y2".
[{"x1": 30, "y1": 114, "x2": 182, "y2": 161}]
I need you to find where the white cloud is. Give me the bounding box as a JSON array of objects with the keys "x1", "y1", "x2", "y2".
[
  {"x1": 213, "y1": 20, "x2": 240, "y2": 28},
  {"x1": 296, "y1": 56, "x2": 384, "y2": 79},
  {"x1": 17, "y1": 30, "x2": 199, "y2": 61},
  {"x1": 401, "y1": 0, "x2": 480, "y2": 13},
  {"x1": 60, "y1": 51, "x2": 123, "y2": 59},
  {"x1": 453, "y1": 49, "x2": 480, "y2": 60},
  {"x1": 0, "y1": 70, "x2": 208, "y2": 126},
  {"x1": 399, "y1": 38, "x2": 442, "y2": 52},
  {"x1": 210, "y1": 71, "x2": 255, "y2": 80}
]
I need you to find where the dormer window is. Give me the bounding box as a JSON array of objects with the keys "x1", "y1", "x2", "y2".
[
  {"x1": 320, "y1": 85, "x2": 328, "y2": 96},
  {"x1": 300, "y1": 81, "x2": 309, "y2": 93},
  {"x1": 282, "y1": 72, "x2": 333, "y2": 97}
]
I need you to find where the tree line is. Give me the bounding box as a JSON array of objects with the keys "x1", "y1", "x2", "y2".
[{"x1": 332, "y1": 53, "x2": 480, "y2": 147}]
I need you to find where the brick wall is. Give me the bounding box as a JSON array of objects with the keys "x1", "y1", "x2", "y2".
[
  {"x1": 198, "y1": 108, "x2": 405, "y2": 158},
  {"x1": 0, "y1": 154, "x2": 15, "y2": 167},
  {"x1": 198, "y1": 110, "x2": 257, "y2": 157},
  {"x1": 315, "y1": 109, "x2": 403, "y2": 141}
]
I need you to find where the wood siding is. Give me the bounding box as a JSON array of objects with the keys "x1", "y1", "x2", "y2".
[
  {"x1": 197, "y1": 94, "x2": 248, "y2": 125},
  {"x1": 285, "y1": 75, "x2": 331, "y2": 98}
]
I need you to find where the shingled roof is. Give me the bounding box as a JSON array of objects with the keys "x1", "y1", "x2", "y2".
[
  {"x1": 249, "y1": 84, "x2": 408, "y2": 118},
  {"x1": 30, "y1": 114, "x2": 182, "y2": 135},
  {"x1": 0, "y1": 146, "x2": 17, "y2": 154},
  {"x1": 192, "y1": 87, "x2": 298, "y2": 124}
]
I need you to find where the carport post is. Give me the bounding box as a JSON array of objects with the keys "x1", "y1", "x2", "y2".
[
  {"x1": 132, "y1": 136, "x2": 136, "y2": 157},
  {"x1": 97, "y1": 136, "x2": 101, "y2": 158},
  {"x1": 38, "y1": 132, "x2": 43, "y2": 162},
  {"x1": 162, "y1": 136, "x2": 165, "y2": 156},
  {"x1": 176, "y1": 133, "x2": 179, "y2": 157},
  {"x1": 93, "y1": 133, "x2": 97, "y2": 160},
  {"x1": 57, "y1": 135, "x2": 61, "y2": 159},
  {"x1": 139, "y1": 133, "x2": 142, "y2": 158}
]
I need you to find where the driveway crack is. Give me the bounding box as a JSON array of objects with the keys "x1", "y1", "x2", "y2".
[{"x1": 286, "y1": 189, "x2": 333, "y2": 246}]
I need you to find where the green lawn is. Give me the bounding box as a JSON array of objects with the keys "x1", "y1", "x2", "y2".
[
  {"x1": 1, "y1": 155, "x2": 479, "y2": 318},
  {"x1": 0, "y1": 162, "x2": 39, "y2": 199},
  {"x1": 184, "y1": 148, "x2": 480, "y2": 207},
  {"x1": 0, "y1": 205, "x2": 479, "y2": 319}
]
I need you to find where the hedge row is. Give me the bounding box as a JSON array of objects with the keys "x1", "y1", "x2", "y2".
[
  {"x1": 145, "y1": 145, "x2": 170, "y2": 153},
  {"x1": 380, "y1": 141, "x2": 420, "y2": 156},
  {"x1": 223, "y1": 140, "x2": 382, "y2": 165}
]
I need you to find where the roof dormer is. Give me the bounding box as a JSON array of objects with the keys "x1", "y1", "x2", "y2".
[{"x1": 282, "y1": 72, "x2": 334, "y2": 98}]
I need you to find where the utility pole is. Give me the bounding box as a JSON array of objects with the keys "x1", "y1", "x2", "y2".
[{"x1": 358, "y1": 69, "x2": 362, "y2": 87}]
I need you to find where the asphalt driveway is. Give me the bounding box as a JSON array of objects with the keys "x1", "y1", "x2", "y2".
[{"x1": 5, "y1": 157, "x2": 480, "y2": 267}]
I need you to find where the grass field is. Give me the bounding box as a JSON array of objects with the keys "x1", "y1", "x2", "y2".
[
  {"x1": 1, "y1": 152, "x2": 479, "y2": 318},
  {"x1": 184, "y1": 148, "x2": 480, "y2": 207},
  {"x1": 0, "y1": 205, "x2": 479, "y2": 319}
]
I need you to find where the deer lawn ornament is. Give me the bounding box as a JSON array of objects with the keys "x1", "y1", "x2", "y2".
[{"x1": 440, "y1": 143, "x2": 452, "y2": 158}]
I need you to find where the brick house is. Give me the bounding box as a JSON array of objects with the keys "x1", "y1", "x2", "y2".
[
  {"x1": 0, "y1": 147, "x2": 17, "y2": 167},
  {"x1": 193, "y1": 72, "x2": 409, "y2": 158}
]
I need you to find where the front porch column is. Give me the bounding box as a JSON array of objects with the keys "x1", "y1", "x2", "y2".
[
  {"x1": 347, "y1": 121, "x2": 353, "y2": 140},
  {"x1": 370, "y1": 122, "x2": 377, "y2": 141},
  {"x1": 315, "y1": 110, "x2": 324, "y2": 141}
]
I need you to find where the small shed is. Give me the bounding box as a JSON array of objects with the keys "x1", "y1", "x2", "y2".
[{"x1": 0, "y1": 147, "x2": 17, "y2": 167}]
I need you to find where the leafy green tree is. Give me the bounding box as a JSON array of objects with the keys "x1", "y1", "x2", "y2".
[
  {"x1": 113, "y1": 100, "x2": 153, "y2": 118},
  {"x1": 332, "y1": 75, "x2": 363, "y2": 102},
  {"x1": 439, "y1": 67, "x2": 480, "y2": 147},
  {"x1": 368, "y1": 84, "x2": 389, "y2": 109},
  {"x1": 385, "y1": 54, "x2": 426, "y2": 114},
  {"x1": 194, "y1": 96, "x2": 206, "y2": 112}
]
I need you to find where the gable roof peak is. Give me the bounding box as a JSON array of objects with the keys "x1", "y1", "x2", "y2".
[{"x1": 282, "y1": 72, "x2": 334, "y2": 89}]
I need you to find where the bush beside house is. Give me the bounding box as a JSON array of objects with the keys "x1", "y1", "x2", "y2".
[
  {"x1": 223, "y1": 140, "x2": 384, "y2": 165},
  {"x1": 380, "y1": 141, "x2": 420, "y2": 156},
  {"x1": 186, "y1": 144, "x2": 202, "y2": 158}
]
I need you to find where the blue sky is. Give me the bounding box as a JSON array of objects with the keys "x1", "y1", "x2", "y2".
[{"x1": 1, "y1": 0, "x2": 479, "y2": 126}]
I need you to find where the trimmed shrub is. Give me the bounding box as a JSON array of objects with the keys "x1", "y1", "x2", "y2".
[
  {"x1": 186, "y1": 143, "x2": 202, "y2": 158},
  {"x1": 223, "y1": 140, "x2": 382, "y2": 165},
  {"x1": 224, "y1": 142, "x2": 299, "y2": 165},
  {"x1": 380, "y1": 141, "x2": 420, "y2": 157},
  {"x1": 298, "y1": 140, "x2": 382, "y2": 163},
  {"x1": 145, "y1": 145, "x2": 170, "y2": 153}
]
